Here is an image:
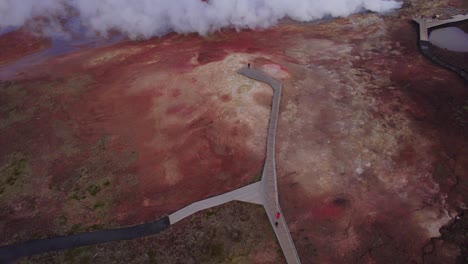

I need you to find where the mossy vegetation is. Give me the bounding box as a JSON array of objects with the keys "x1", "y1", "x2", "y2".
[
  {"x1": 0, "y1": 154, "x2": 31, "y2": 196},
  {"x1": 65, "y1": 74, "x2": 94, "y2": 96},
  {"x1": 209, "y1": 242, "x2": 224, "y2": 257},
  {"x1": 70, "y1": 193, "x2": 86, "y2": 201},
  {"x1": 93, "y1": 135, "x2": 111, "y2": 153},
  {"x1": 86, "y1": 184, "x2": 101, "y2": 196},
  {"x1": 59, "y1": 215, "x2": 68, "y2": 226},
  {"x1": 90, "y1": 224, "x2": 104, "y2": 231},
  {"x1": 0, "y1": 82, "x2": 36, "y2": 129},
  {"x1": 229, "y1": 228, "x2": 242, "y2": 243},
  {"x1": 64, "y1": 177, "x2": 113, "y2": 234},
  {"x1": 0, "y1": 78, "x2": 139, "y2": 245},
  {"x1": 206, "y1": 209, "x2": 216, "y2": 217},
  {"x1": 93, "y1": 201, "x2": 105, "y2": 210},
  {"x1": 6, "y1": 175, "x2": 17, "y2": 185},
  {"x1": 67, "y1": 224, "x2": 83, "y2": 235},
  {"x1": 64, "y1": 247, "x2": 94, "y2": 263},
  {"x1": 147, "y1": 250, "x2": 158, "y2": 264},
  {"x1": 70, "y1": 177, "x2": 111, "y2": 202}
]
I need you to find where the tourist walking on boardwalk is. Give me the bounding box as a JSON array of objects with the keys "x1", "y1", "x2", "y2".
[
  {"x1": 276, "y1": 212, "x2": 281, "y2": 219},
  {"x1": 275, "y1": 221, "x2": 278, "y2": 227},
  {"x1": 248, "y1": 63, "x2": 250, "y2": 68}
]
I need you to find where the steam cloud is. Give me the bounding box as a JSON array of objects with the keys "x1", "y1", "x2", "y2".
[{"x1": 0, "y1": 0, "x2": 401, "y2": 38}]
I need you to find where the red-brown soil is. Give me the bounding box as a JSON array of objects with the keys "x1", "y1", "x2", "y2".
[
  {"x1": 0, "y1": 29, "x2": 50, "y2": 66},
  {"x1": 0, "y1": 0, "x2": 467, "y2": 263},
  {"x1": 275, "y1": 12, "x2": 468, "y2": 264},
  {"x1": 0, "y1": 30, "x2": 281, "y2": 244}
]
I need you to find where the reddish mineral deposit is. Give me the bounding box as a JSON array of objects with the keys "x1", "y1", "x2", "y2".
[{"x1": 1, "y1": 1, "x2": 467, "y2": 263}]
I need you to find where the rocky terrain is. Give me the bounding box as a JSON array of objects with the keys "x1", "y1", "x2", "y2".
[{"x1": 0, "y1": 0, "x2": 467, "y2": 263}]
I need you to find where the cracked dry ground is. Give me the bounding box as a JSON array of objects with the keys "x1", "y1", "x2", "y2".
[{"x1": 1, "y1": 2, "x2": 468, "y2": 264}]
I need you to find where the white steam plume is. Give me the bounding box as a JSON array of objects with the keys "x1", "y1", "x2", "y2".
[{"x1": 0, "y1": 0, "x2": 401, "y2": 38}]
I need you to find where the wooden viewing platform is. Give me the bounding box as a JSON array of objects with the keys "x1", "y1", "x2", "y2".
[{"x1": 413, "y1": 14, "x2": 468, "y2": 41}]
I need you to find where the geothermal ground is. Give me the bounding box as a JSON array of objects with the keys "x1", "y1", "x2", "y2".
[{"x1": 0, "y1": 0, "x2": 467, "y2": 263}]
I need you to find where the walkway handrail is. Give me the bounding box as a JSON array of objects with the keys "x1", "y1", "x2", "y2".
[{"x1": 239, "y1": 67, "x2": 302, "y2": 264}]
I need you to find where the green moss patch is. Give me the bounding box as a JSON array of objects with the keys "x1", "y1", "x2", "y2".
[
  {"x1": 0, "y1": 154, "x2": 32, "y2": 196},
  {"x1": 86, "y1": 184, "x2": 101, "y2": 196}
]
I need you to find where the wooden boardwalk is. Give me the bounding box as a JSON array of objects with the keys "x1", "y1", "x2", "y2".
[
  {"x1": 169, "y1": 182, "x2": 263, "y2": 224},
  {"x1": 1, "y1": 66, "x2": 301, "y2": 263},
  {"x1": 413, "y1": 14, "x2": 468, "y2": 41},
  {"x1": 412, "y1": 14, "x2": 468, "y2": 81},
  {"x1": 239, "y1": 67, "x2": 301, "y2": 264},
  {"x1": 169, "y1": 67, "x2": 301, "y2": 264}
]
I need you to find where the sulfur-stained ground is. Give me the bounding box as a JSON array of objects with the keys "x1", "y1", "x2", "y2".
[{"x1": 1, "y1": 0, "x2": 467, "y2": 263}]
